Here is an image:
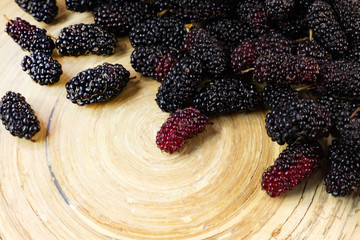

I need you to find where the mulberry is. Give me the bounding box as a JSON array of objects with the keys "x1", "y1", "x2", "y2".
[
  {"x1": 205, "y1": 19, "x2": 254, "y2": 49},
  {"x1": 325, "y1": 140, "x2": 360, "y2": 196},
  {"x1": 5, "y1": 17, "x2": 55, "y2": 54},
  {"x1": 0, "y1": 91, "x2": 40, "y2": 139},
  {"x1": 231, "y1": 32, "x2": 292, "y2": 74},
  {"x1": 333, "y1": 0, "x2": 360, "y2": 44},
  {"x1": 262, "y1": 84, "x2": 299, "y2": 111},
  {"x1": 193, "y1": 77, "x2": 260, "y2": 115},
  {"x1": 265, "y1": 0, "x2": 295, "y2": 21},
  {"x1": 15, "y1": 0, "x2": 58, "y2": 23},
  {"x1": 254, "y1": 54, "x2": 319, "y2": 85},
  {"x1": 66, "y1": 0, "x2": 107, "y2": 12},
  {"x1": 262, "y1": 142, "x2": 322, "y2": 197},
  {"x1": 129, "y1": 17, "x2": 186, "y2": 49},
  {"x1": 312, "y1": 60, "x2": 360, "y2": 99},
  {"x1": 22, "y1": 51, "x2": 62, "y2": 86},
  {"x1": 184, "y1": 28, "x2": 227, "y2": 76},
  {"x1": 156, "y1": 107, "x2": 209, "y2": 154},
  {"x1": 306, "y1": 0, "x2": 348, "y2": 56},
  {"x1": 265, "y1": 98, "x2": 331, "y2": 145},
  {"x1": 55, "y1": 24, "x2": 117, "y2": 56},
  {"x1": 155, "y1": 57, "x2": 202, "y2": 112},
  {"x1": 65, "y1": 63, "x2": 130, "y2": 106},
  {"x1": 93, "y1": 0, "x2": 153, "y2": 35},
  {"x1": 237, "y1": 0, "x2": 269, "y2": 36}
]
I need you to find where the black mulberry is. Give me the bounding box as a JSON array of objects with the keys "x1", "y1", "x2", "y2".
[
  {"x1": 325, "y1": 140, "x2": 360, "y2": 196},
  {"x1": 193, "y1": 77, "x2": 260, "y2": 115},
  {"x1": 55, "y1": 24, "x2": 117, "y2": 56},
  {"x1": 184, "y1": 28, "x2": 227, "y2": 76},
  {"x1": 129, "y1": 17, "x2": 186, "y2": 49},
  {"x1": 66, "y1": 0, "x2": 107, "y2": 12},
  {"x1": 265, "y1": 98, "x2": 331, "y2": 145},
  {"x1": 93, "y1": 0, "x2": 153, "y2": 36},
  {"x1": 66, "y1": 63, "x2": 130, "y2": 106},
  {"x1": 15, "y1": 0, "x2": 58, "y2": 23},
  {"x1": 22, "y1": 51, "x2": 62, "y2": 86},
  {"x1": 0, "y1": 91, "x2": 40, "y2": 139},
  {"x1": 306, "y1": 0, "x2": 348, "y2": 56},
  {"x1": 155, "y1": 57, "x2": 202, "y2": 112},
  {"x1": 262, "y1": 84, "x2": 299, "y2": 111},
  {"x1": 5, "y1": 17, "x2": 55, "y2": 54}
]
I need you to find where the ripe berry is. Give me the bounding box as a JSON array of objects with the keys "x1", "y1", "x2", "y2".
[
  {"x1": 5, "y1": 17, "x2": 55, "y2": 54},
  {"x1": 0, "y1": 91, "x2": 40, "y2": 139},
  {"x1": 55, "y1": 24, "x2": 117, "y2": 56},
  {"x1": 156, "y1": 107, "x2": 209, "y2": 154},
  {"x1": 66, "y1": 63, "x2": 130, "y2": 106},
  {"x1": 22, "y1": 51, "x2": 62, "y2": 86},
  {"x1": 262, "y1": 142, "x2": 322, "y2": 197},
  {"x1": 15, "y1": 0, "x2": 58, "y2": 23}
]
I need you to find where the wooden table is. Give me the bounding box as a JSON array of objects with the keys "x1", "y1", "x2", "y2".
[{"x1": 0, "y1": 1, "x2": 359, "y2": 239}]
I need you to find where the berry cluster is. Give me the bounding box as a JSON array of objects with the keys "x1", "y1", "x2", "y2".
[{"x1": 4, "y1": 0, "x2": 360, "y2": 199}]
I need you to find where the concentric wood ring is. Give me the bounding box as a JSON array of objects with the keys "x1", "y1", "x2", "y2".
[{"x1": 0, "y1": 1, "x2": 359, "y2": 239}]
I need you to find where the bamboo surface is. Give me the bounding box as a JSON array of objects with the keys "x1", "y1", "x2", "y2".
[{"x1": 0, "y1": 1, "x2": 359, "y2": 239}]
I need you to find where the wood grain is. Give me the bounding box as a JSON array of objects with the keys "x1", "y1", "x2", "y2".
[{"x1": 0, "y1": 1, "x2": 359, "y2": 239}]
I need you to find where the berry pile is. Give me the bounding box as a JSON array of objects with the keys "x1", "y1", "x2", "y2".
[{"x1": 3, "y1": 0, "x2": 360, "y2": 199}]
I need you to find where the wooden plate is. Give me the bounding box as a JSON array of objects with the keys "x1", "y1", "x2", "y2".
[{"x1": 0, "y1": 1, "x2": 359, "y2": 239}]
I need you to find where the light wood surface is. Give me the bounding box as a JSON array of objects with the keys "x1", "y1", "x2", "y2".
[{"x1": 0, "y1": 1, "x2": 359, "y2": 239}]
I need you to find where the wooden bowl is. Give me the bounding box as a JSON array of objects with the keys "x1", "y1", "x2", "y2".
[{"x1": 0, "y1": 1, "x2": 359, "y2": 239}]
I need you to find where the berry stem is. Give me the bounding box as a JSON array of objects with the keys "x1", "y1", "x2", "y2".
[
  {"x1": 242, "y1": 68, "x2": 255, "y2": 74},
  {"x1": 309, "y1": 29, "x2": 313, "y2": 42},
  {"x1": 293, "y1": 37, "x2": 309, "y2": 43},
  {"x1": 3, "y1": 14, "x2": 11, "y2": 23},
  {"x1": 157, "y1": 9, "x2": 169, "y2": 17},
  {"x1": 350, "y1": 107, "x2": 360, "y2": 119}
]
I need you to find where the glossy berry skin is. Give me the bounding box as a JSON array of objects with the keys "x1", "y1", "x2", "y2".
[
  {"x1": 262, "y1": 142, "x2": 322, "y2": 197},
  {"x1": 129, "y1": 17, "x2": 186, "y2": 49},
  {"x1": 254, "y1": 54, "x2": 319, "y2": 85},
  {"x1": 93, "y1": 0, "x2": 153, "y2": 35},
  {"x1": 325, "y1": 140, "x2": 360, "y2": 196},
  {"x1": 55, "y1": 24, "x2": 117, "y2": 56},
  {"x1": 0, "y1": 91, "x2": 40, "y2": 139},
  {"x1": 262, "y1": 84, "x2": 299, "y2": 111},
  {"x1": 130, "y1": 46, "x2": 180, "y2": 82},
  {"x1": 265, "y1": 98, "x2": 331, "y2": 145},
  {"x1": 237, "y1": 0, "x2": 269, "y2": 36},
  {"x1": 184, "y1": 28, "x2": 227, "y2": 76},
  {"x1": 66, "y1": 0, "x2": 107, "y2": 12},
  {"x1": 333, "y1": 0, "x2": 360, "y2": 44},
  {"x1": 296, "y1": 39, "x2": 330, "y2": 63},
  {"x1": 156, "y1": 57, "x2": 202, "y2": 113},
  {"x1": 156, "y1": 107, "x2": 209, "y2": 154},
  {"x1": 306, "y1": 0, "x2": 348, "y2": 56},
  {"x1": 166, "y1": 0, "x2": 231, "y2": 22},
  {"x1": 205, "y1": 19, "x2": 254, "y2": 49},
  {"x1": 193, "y1": 77, "x2": 260, "y2": 115},
  {"x1": 312, "y1": 60, "x2": 360, "y2": 99},
  {"x1": 154, "y1": 53, "x2": 179, "y2": 82},
  {"x1": 22, "y1": 51, "x2": 62, "y2": 86},
  {"x1": 5, "y1": 17, "x2": 55, "y2": 54},
  {"x1": 66, "y1": 63, "x2": 130, "y2": 106},
  {"x1": 15, "y1": 0, "x2": 58, "y2": 23},
  {"x1": 265, "y1": 0, "x2": 295, "y2": 21},
  {"x1": 231, "y1": 32, "x2": 292, "y2": 74}
]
